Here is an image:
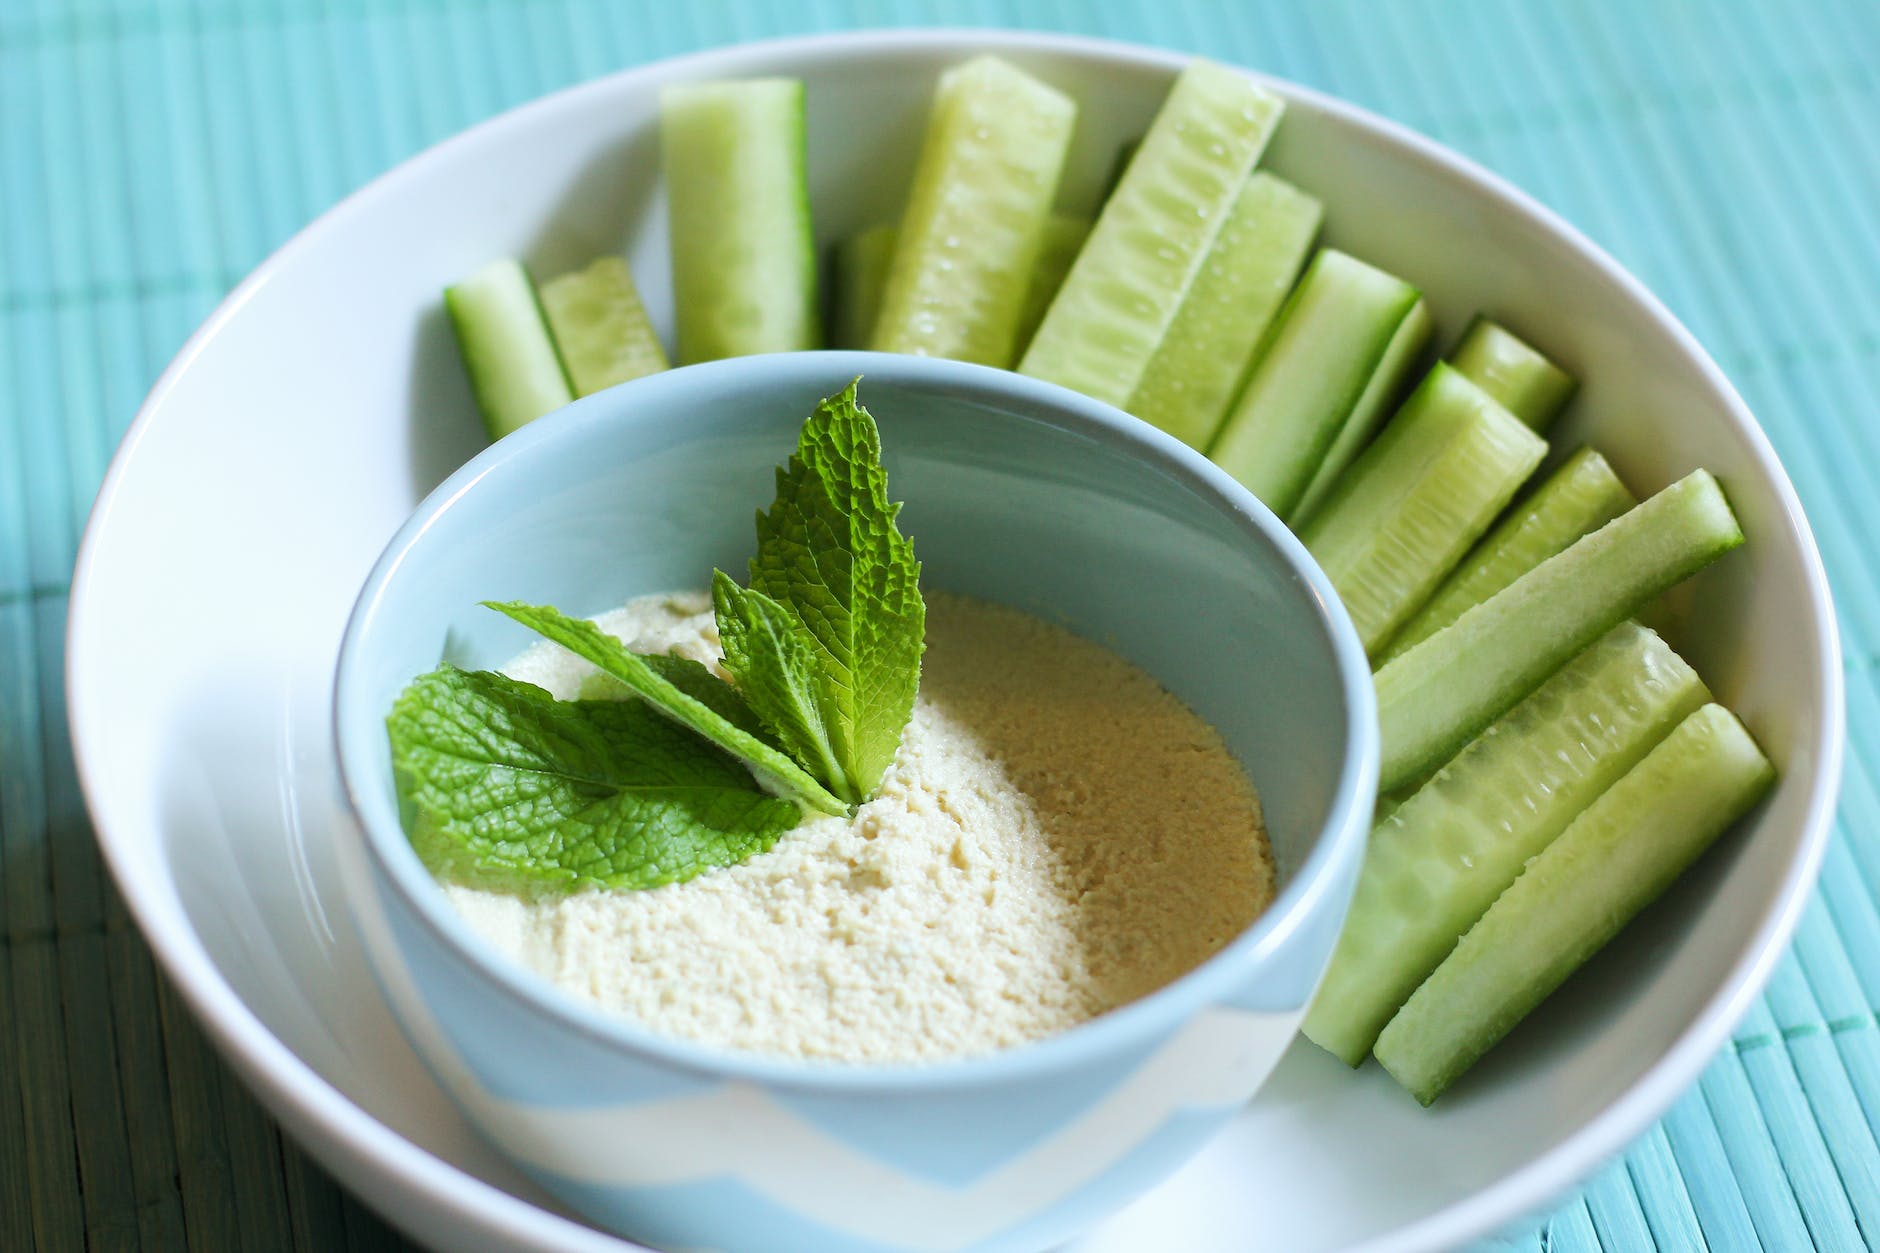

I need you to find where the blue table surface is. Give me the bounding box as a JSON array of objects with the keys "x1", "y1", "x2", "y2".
[{"x1": 3, "y1": 1, "x2": 1878, "y2": 1249}]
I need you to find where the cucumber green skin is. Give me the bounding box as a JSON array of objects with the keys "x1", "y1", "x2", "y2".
[
  {"x1": 834, "y1": 224, "x2": 898, "y2": 350},
  {"x1": 871, "y1": 56, "x2": 1078, "y2": 367},
  {"x1": 1127, "y1": 173, "x2": 1323, "y2": 451},
  {"x1": 661, "y1": 78, "x2": 820, "y2": 362},
  {"x1": 1019, "y1": 61, "x2": 1284, "y2": 406},
  {"x1": 1375, "y1": 703, "x2": 1775, "y2": 1104},
  {"x1": 1448, "y1": 315, "x2": 1578, "y2": 431},
  {"x1": 444, "y1": 259, "x2": 574, "y2": 440},
  {"x1": 539, "y1": 257, "x2": 669, "y2": 396},
  {"x1": 1382, "y1": 447, "x2": 1637, "y2": 663},
  {"x1": 1301, "y1": 621, "x2": 1709, "y2": 1066},
  {"x1": 1012, "y1": 215, "x2": 1092, "y2": 357},
  {"x1": 1375, "y1": 469, "x2": 1745, "y2": 792},
  {"x1": 1207, "y1": 249, "x2": 1423, "y2": 522},
  {"x1": 1301, "y1": 364, "x2": 1548, "y2": 658},
  {"x1": 1289, "y1": 300, "x2": 1434, "y2": 527}
]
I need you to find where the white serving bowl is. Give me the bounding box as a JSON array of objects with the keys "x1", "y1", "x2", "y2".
[{"x1": 67, "y1": 28, "x2": 1841, "y2": 1253}]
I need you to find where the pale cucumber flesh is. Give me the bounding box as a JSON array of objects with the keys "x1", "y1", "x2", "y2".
[
  {"x1": 834, "y1": 224, "x2": 898, "y2": 350},
  {"x1": 871, "y1": 56, "x2": 1077, "y2": 366},
  {"x1": 1301, "y1": 364, "x2": 1548, "y2": 658},
  {"x1": 1383, "y1": 446, "x2": 1636, "y2": 662},
  {"x1": 1012, "y1": 214, "x2": 1091, "y2": 357},
  {"x1": 1206, "y1": 249, "x2": 1423, "y2": 522},
  {"x1": 444, "y1": 258, "x2": 573, "y2": 440},
  {"x1": 1289, "y1": 299, "x2": 1434, "y2": 527},
  {"x1": 1127, "y1": 172, "x2": 1323, "y2": 451},
  {"x1": 661, "y1": 78, "x2": 819, "y2": 362},
  {"x1": 1374, "y1": 469, "x2": 1745, "y2": 792},
  {"x1": 1301, "y1": 621, "x2": 1709, "y2": 1065},
  {"x1": 1374, "y1": 703, "x2": 1775, "y2": 1104},
  {"x1": 539, "y1": 257, "x2": 669, "y2": 396},
  {"x1": 1448, "y1": 316, "x2": 1577, "y2": 431},
  {"x1": 1018, "y1": 61, "x2": 1284, "y2": 406}
]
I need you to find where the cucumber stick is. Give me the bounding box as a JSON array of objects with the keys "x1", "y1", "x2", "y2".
[
  {"x1": 1301, "y1": 364, "x2": 1547, "y2": 658},
  {"x1": 1302, "y1": 622, "x2": 1709, "y2": 1065},
  {"x1": 1018, "y1": 61, "x2": 1284, "y2": 405},
  {"x1": 834, "y1": 224, "x2": 897, "y2": 349},
  {"x1": 444, "y1": 259, "x2": 573, "y2": 440},
  {"x1": 1375, "y1": 703, "x2": 1775, "y2": 1104},
  {"x1": 661, "y1": 78, "x2": 818, "y2": 362},
  {"x1": 871, "y1": 56, "x2": 1077, "y2": 366},
  {"x1": 1375, "y1": 469, "x2": 1745, "y2": 792},
  {"x1": 1289, "y1": 300, "x2": 1435, "y2": 526},
  {"x1": 1013, "y1": 214, "x2": 1091, "y2": 354},
  {"x1": 1448, "y1": 316, "x2": 1577, "y2": 431},
  {"x1": 1127, "y1": 173, "x2": 1323, "y2": 450},
  {"x1": 1383, "y1": 447, "x2": 1636, "y2": 662},
  {"x1": 539, "y1": 257, "x2": 668, "y2": 396},
  {"x1": 1207, "y1": 250, "x2": 1426, "y2": 522}
]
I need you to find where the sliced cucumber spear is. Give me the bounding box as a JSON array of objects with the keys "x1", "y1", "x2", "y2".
[
  {"x1": 1382, "y1": 447, "x2": 1636, "y2": 663},
  {"x1": 1448, "y1": 316, "x2": 1577, "y2": 431},
  {"x1": 1207, "y1": 249, "x2": 1427, "y2": 523},
  {"x1": 1302, "y1": 621, "x2": 1709, "y2": 1065},
  {"x1": 1013, "y1": 214, "x2": 1091, "y2": 356},
  {"x1": 539, "y1": 257, "x2": 669, "y2": 396},
  {"x1": 444, "y1": 259, "x2": 573, "y2": 440},
  {"x1": 1127, "y1": 172, "x2": 1323, "y2": 451},
  {"x1": 870, "y1": 56, "x2": 1077, "y2": 366},
  {"x1": 661, "y1": 78, "x2": 819, "y2": 362},
  {"x1": 1019, "y1": 61, "x2": 1284, "y2": 406},
  {"x1": 834, "y1": 223, "x2": 898, "y2": 350},
  {"x1": 1374, "y1": 703, "x2": 1775, "y2": 1104},
  {"x1": 1301, "y1": 364, "x2": 1547, "y2": 658},
  {"x1": 1375, "y1": 469, "x2": 1745, "y2": 792}
]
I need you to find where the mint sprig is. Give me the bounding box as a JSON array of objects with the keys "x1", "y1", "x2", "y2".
[
  {"x1": 727, "y1": 380, "x2": 925, "y2": 804},
  {"x1": 390, "y1": 667, "x2": 801, "y2": 890},
  {"x1": 387, "y1": 379, "x2": 924, "y2": 891}
]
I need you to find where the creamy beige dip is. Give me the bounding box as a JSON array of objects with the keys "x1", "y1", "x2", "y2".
[{"x1": 445, "y1": 590, "x2": 1272, "y2": 1062}]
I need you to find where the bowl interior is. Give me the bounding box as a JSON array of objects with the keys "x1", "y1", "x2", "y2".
[
  {"x1": 336, "y1": 353, "x2": 1369, "y2": 1047},
  {"x1": 68, "y1": 30, "x2": 1838, "y2": 1253}
]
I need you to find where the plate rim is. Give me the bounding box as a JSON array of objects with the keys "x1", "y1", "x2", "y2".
[{"x1": 64, "y1": 24, "x2": 1845, "y2": 1253}]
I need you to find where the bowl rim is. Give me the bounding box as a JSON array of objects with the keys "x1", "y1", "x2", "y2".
[
  {"x1": 330, "y1": 348, "x2": 1382, "y2": 1092},
  {"x1": 64, "y1": 24, "x2": 1844, "y2": 1253}
]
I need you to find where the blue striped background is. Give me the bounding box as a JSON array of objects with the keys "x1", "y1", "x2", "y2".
[{"x1": 3, "y1": 1, "x2": 1877, "y2": 1248}]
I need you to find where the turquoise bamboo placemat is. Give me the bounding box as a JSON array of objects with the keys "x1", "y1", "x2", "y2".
[{"x1": 3, "y1": 0, "x2": 1876, "y2": 1248}]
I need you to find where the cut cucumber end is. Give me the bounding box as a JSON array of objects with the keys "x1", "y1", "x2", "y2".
[
  {"x1": 661, "y1": 77, "x2": 820, "y2": 362},
  {"x1": 1447, "y1": 316, "x2": 1578, "y2": 431},
  {"x1": 1375, "y1": 469, "x2": 1745, "y2": 792},
  {"x1": 1206, "y1": 249, "x2": 1424, "y2": 521},
  {"x1": 444, "y1": 258, "x2": 574, "y2": 440},
  {"x1": 1373, "y1": 702, "x2": 1774, "y2": 1104},
  {"x1": 539, "y1": 256, "x2": 669, "y2": 396}
]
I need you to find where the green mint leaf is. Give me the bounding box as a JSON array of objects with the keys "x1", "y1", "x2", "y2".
[
  {"x1": 740, "y1": 379, "x2": 924, "y2": 802},
  {"x1": 389, "y1": 666, "x2": 801, "y2": 890},
  {"x1": 712, "y1": 569, "x2": 853, "y2": 799},
  {"x1": 585, "y1": 650, "x2": 780, "y2": 746},
  {"x1": 486, "y1": 600, "x2": 848, "y2": 815}
]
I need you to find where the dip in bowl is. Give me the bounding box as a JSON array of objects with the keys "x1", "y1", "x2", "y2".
[{"x1": 331, "y1": 351, "x2": 1378, "y2": 1252}]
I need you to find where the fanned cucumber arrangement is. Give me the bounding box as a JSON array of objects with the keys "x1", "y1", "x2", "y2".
[{"x1": 433, "y1": 55, "x2": 1773, "y2": 1104}]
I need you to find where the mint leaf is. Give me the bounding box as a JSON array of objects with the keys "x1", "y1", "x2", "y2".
[
  {"x1": 487, "y1": 600, "x2": 848, "y2": 815},
  {"x1": 734, "y1": 379, "x2": 924, "y2": 803},
  {"x1": 389, "y1": 666, "x2": 800, "y2": 890},
  {"x1": 712, "y1": 569, "x2": 852, "y2": 798}
]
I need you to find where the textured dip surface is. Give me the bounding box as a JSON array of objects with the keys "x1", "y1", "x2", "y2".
[{"x1": 444, "y1": 590, "x2": 1272, "y2": 1062}]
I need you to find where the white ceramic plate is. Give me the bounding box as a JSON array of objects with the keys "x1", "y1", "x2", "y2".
[{"x1": 68, "y1": 29, "x2": 1840, "y2": 1253}]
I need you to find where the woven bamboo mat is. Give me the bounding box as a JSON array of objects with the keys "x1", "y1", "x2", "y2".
[{"x1": 4, "y1": 1, "x2": 1877, "y2": 1247}]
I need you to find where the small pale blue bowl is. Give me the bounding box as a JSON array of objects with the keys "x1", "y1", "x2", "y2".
[{"x1": 332, "y1": 351, "x2": 1377, "y2": 1253}]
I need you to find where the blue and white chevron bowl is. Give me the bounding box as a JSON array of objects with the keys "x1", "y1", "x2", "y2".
[{"x1": 333, "y1": 353, "x2": 1379, "y2": 1252}]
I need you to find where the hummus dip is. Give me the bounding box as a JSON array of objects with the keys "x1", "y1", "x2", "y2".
[{"x1": 444, "y1": 590, "x2": 1273, "y2": 1062}]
